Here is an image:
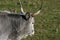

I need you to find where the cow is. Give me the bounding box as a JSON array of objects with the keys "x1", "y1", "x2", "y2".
[{"x1": 0, "y1": 0, "x2": 43, "y2": 40}]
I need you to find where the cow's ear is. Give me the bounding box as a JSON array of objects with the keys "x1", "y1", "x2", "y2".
[{"x1": 25, "y1": 12, "x2": 30, "y2": 20}]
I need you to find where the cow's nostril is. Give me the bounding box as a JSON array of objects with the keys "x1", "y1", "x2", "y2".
[{"x1": 32, "y1": 23, "x2": 34, "y2": 24}]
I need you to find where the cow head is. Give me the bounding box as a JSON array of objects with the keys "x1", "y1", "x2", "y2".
[{"x1": 17, "y1": 0, "x2": 43, "y2": 38}]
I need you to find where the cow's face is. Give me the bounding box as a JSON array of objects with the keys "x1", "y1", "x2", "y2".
[
  {"x1": 22, "y1": 12, "x2": 35, "y2": 36},
  {"x1": 24, "y1": 10, "x2": 41, "y2": 36}
]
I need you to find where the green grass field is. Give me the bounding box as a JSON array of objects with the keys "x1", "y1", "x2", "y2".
[{"x1": 0, "y1": 0, "x2": 60, "y2": 40}]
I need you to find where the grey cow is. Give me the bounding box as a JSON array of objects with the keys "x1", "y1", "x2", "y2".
[
  {"x1": 0, "y1": 0, "x2": 42, "y2": 40},
  {"x1": 0, "y1": 10, "x2": 41, "y2": 40}
]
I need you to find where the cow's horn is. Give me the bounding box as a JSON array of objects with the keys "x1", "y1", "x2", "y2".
[
  {"x1": 33, "y1": 0, "x2": 43, "y2": 16},
  {"x1": 18, "y1": 0, "x2": 25, "y2": 14}
]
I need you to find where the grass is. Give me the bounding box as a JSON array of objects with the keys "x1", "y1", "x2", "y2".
[{"x1": 0, "y1": 0, "x2": 60, "y2": 40}]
